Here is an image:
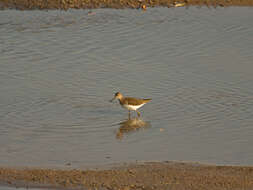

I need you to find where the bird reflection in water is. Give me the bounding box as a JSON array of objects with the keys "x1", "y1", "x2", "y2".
[{"x1": 116, "y1": 117, "x2": 151, "y2": 139}]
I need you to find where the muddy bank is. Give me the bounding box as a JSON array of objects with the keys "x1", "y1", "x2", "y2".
[
  {"x1": 0, "y1": 0, "x2": 253, "y2": 10},
  {"x1": 1, "y1": 161, "x2": 253, "y2": 190}
]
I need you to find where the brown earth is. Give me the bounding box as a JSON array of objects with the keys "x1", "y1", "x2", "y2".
[
  {"x1": 1, "y1": 161, "x2": 253, "y2": 190},
  {"x1": 0, "y1": 0, "x2": 253, "y2": 10}
]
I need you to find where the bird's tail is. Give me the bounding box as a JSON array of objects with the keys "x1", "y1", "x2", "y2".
[{"x1": 143, "y1": 99, "x2": 152, "y2": 103}]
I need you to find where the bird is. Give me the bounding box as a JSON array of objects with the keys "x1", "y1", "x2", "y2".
[
  {"x1": 110, "y1": 92, "x2": 151, "y2": 118},
  {"x1": 173, "y1": 2, "x2": 186, "y2": 7}
]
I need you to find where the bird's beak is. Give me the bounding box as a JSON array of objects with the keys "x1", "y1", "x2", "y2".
[{"x1": 109, "y1": 97, "x2": 115, "y2": 102}]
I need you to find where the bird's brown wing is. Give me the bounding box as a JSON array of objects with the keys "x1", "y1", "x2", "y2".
[
  {"x1": 124, "y1": 97, "x2": 151, "y2": 105},
  {"x1": 143, "y1": 99, "x2": 152, "y2": 103}
]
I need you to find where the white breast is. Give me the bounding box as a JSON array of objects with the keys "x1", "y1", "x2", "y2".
[{"x1": 122, "y1": 103, "x2": 145, "y2": 111}]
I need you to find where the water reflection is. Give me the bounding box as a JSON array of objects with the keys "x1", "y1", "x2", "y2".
[{"x1": 116, "y1": 117, "x2": 151, "y2": 139}]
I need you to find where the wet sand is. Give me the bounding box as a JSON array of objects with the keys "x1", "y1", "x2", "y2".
[
  {"x1": 0, "y1": 0, "x2": 253, "y2": 10},
  {"x1": 1, "y1": 161, "x2": 253, "y2": 190}
]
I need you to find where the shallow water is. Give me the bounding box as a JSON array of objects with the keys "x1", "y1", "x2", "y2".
[{"x1": 0, "y1": 7, "x2": 253, "y2": 168}]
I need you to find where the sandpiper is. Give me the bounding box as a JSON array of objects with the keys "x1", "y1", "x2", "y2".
[{"x1": 110, "y1": 92, "x2": 151, "y2": 117}]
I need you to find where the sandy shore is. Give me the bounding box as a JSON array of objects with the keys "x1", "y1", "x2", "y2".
[
  {"x1": 0, "y1": 0, "x2": 253, "y2": 10},
  {"x1": 1, "y1": 161, "x2": 253, "y2": 190}
]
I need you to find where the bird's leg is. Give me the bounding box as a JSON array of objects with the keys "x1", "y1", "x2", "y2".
[
  {"x1": 128, "y1": 110, "x2": 131, "y2": 119},
  {"x1": 137, "y1": 111, "x2": 141, "y2": 117}
]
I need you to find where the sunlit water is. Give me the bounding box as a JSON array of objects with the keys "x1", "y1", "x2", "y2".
[{"x1": 0, "y1": 7, "x2": 253, "y2": 168}]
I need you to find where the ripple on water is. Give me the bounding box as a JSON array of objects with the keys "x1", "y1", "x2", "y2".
[{"x1": 0, "y1": 7, "x2": 253, "y2": 166}]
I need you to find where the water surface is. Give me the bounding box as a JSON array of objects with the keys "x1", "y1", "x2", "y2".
[{"x1": 0, "y1": 7, "x2": 253, "y2": 167}]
